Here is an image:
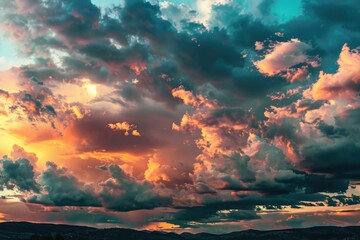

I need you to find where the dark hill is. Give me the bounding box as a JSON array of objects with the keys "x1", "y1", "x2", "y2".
[{"x1": 0, "y1": 222, "x2": 359, "y2": 240}]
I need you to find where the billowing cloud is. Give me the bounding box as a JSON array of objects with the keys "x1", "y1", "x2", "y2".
[
  {"x1": 9, "y1": 144, "x2": 38, "y2": 166},
  {"x1": 0, "y1": 157, "x2": 39, "y2": 192},
  {"x1": 29, "y1": 162, "x2": 100, "y2": 207},
  {"x1": 99, "y1": 164, "x2": 172, "y2": 211},
  {"x1": 254, "y1": 38, "x2": 319, "y2": 82},
  {"x1": 27, "y1": 162, "x2": 172, "y2": 211},
  {"x1": 0, "y1": 0, "x2": 359, "y2": 233},
  {"x1": 160, "y1": 1, "x2": 196, "y2": 30},
  {"x1": 310, "y1": 44, "x2": 360, "y2": 100}
]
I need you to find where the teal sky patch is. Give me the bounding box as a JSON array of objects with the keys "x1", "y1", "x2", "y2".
[
  {"x1": 92, "y1": 0, "x2": 123, "y2": 8},
  {"x1": 0, "y1": 35, "x2": 27, "y2": 70},
  {"x1": 272, "y1": 0, "x2": 303, "y2": 23}
]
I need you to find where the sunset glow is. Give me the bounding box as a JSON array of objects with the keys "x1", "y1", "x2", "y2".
[{"x1": 0, "y1": 0, "x2": 359, "y2": 234}]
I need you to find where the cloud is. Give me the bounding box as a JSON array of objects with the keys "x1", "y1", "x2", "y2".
[
  {"x1": 0, "y1": 157, "x2": 39, "y2": 192},
  {"x1": 196, "y1": 0, "x2": 230, "y2": 26},
  {"x1": 0, "y1": 0, "x2": 360, "y2": 231},
  {"x1": 254, "y1": 38, "x2": 319, "y2": 82},
  {"x1": 143, "y1": 140, "x2": 198, "y2": 187},
  {"x1": 9, "y1": 144, "x2": 38, "y2": 166},
  {"x1": 160, "y1": 2, "x2": 196, "y2": 30},
  {"x1": 108, "y1": 121, "x2": 141, "y2": 136},
  {"x1": 301, "y1": 140, "x2": 360, "y2": 179},
  {"x1": 172, "y1": 86, "x2": 301, "y2": 196},
  {"x1": 0, "y1": 72, "x2": 83, "y2": 132},
  {"x1": 29, "y1": 162, "x2": 100, "y2": 207},
  {"x1": 27, "y1": 162, "x2": 172, "y2": 211},
  {"x1": 68, "y1": 109, "x2": 167, "y2": 154},
  {"x1": 310, "y1": 44, "x2": 360, "y2": 100},
  {"x1": 305, "y1": 0, "x2": 360, "y2": 32},
  {"x1": 99, "y1": 164, "x2": 172, "y2": 211}
]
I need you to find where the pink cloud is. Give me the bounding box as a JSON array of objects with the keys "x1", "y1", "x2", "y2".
[
  {"x1": 255, "y1": 41, "x2": 264, "y2": 50},
  {"x1": 310, "y1": 44, "x2": 360, "y2": 100},
  {"x1": 10, "y1": 144, "x2": 38, "y2": 166},
  {"x1": 254, "y1": 39, "x2": 319, "y2": 82}
]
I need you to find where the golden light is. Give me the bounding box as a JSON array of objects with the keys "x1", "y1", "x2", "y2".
[
  {"x1": 82, "y1": 78, "x2": 98, "y2": 99},
  {"x1": 143, "y1": 222, "x2": 180, "y2": 231}
]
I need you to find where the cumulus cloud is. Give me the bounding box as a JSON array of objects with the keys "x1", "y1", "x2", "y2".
[
  {"x1": 0, "y1": 157, "x2": 39, "y2": 192},
  {"x1": 310, "y1": 44, "x2": 360, "y2": 100},
  {"x1": 160, "y1": 2, "x2": 196, "y2": 30},
  {"x1": 99, "y1": 164, "x2": 172, "y2": 211},
  {"x1": 301, "y1": 140, "x2": 360, "y2": 178},
  {"x1": 172, "y1": 86, "x2": 304, "y2": 196},
  {"x1": 196, "y1": 0, "x2": 230, "y2": 26},
  {"x1": 254, "y1": 38, "x2": 319, "y2": 82},
  {"x1": 0, "y1": 0, "x2": 360, "y2": 231},
  {"x1": 29, "y1": 162, "x2": 100, "y2": 207},
  {"x1": 9, "y1": 144, "x2": 38, "y2": 166},
  {"x1": 28, "y1": 162, "x2": 172, "y2": 211}
]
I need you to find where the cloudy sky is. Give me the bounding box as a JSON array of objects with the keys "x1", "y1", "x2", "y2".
[{"x1": 0, "y1": 0, "x2": 359, "y2": 233}]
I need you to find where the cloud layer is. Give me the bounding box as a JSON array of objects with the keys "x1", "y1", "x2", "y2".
[{"x1": 0, "y1": 0, "x2": 359, "y2": 233}]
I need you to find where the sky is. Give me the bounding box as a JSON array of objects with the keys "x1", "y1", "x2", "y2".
[{"x1": 0, "y1": 0, "x2": 359, "y2": 234}]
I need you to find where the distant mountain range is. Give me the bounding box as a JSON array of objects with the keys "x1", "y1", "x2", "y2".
[{"x1": 0, "y1": 222, "x2": 359, "y2": 240}]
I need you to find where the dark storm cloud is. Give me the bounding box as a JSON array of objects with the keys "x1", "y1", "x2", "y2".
[
  {"x1": 317, "y1": 121, "x2": 349, "y2": 139},
  {"x1": 0, "y1": 158, "x2": 40, "y2": 192},
  {"x1": 301, "y1": 140, "x2": 360, "y2": 179},
  {"x1": 20, "y1": 63, "x2": 70, "y2": 83},
  {"x1": 229, "y1": 16, "x2": 274, "y2": 49},
  {"x1": 28, "y1": 162, "x2": 172, "y2": 211},
  {"x1": 99, "y1": 164, "x2": 172, "y2": 211},
  {"x1": 229, "y1": 153, "x2": 256, "y2": 183},
  {"x1": 40, "y1": 0, "x2": 101, "y2": 44},
  {"x1": 79, "y1": 40, "x2": 149, "y2": 70},
  {"x1": 210, "y1": 4, "x2": 274, "y2": 48},
  {"x1": 171, "y1": 28, "x2": 245, "y2": 81},
  {"x1": 231, "y1": 70, "x2": 287, "y2": 99},
  {"x1": 336, "y1": 108, "x2": 360, "y2": 130},
  {"x1": 277, "y1": 171, "x2": 350, "y2": 194},
  {"x1": 304, "y1": 0, "x2": 360, "y2": 32},
  {"x1": 0, "y1": 0, "x2": 360, "y2": 229},
  {"x1": 29, "y1": 162, "x2": 101, "y2": 207},
  {"x1": 173, "y1": 206, "x2": 260, "y2": 225},
  {"x1": 170, "y1": 194, "x2": 310, "y2": 226},
  {"x1": 326, "y1": 195, "x2": 360, "y2": 207},
  {"x1": 280, "y1": 1, "x2": 360, "y2": 72},
  {"x1": 169, "y1": 189, "x2": 348, "y2": 227},
  {"x1": 0, "y1": 156, "x2": 172, "y2": 211},
  {"x1": 264, "y1": 120, "x2": 301, "y2": 142},
  {"x1": 2, "y1": 0, "x2": 270, "y2": 96}
]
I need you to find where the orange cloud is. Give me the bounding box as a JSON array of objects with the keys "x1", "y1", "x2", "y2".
[
  {"x1": 172, "y1": 86, "x2": 217, "y2": 109},
  {"x1": 129, "y1": 62, "x2": 147, "y2": 75},
  {"x1": 254, "y1": 39, "x2": 319, "y2": 82},
  {"x1": 311, "y1": 44, "x2": 360, "y2": 100},
  {"x1": 142, "y1": 222, "x2": 180, "y2": 231},
  {"x1": 10, "y1": 144, "x2": 38, "y2": 165},
  {"x1": 108, "y1": 121, "x2": 141, "y2": 136}
]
